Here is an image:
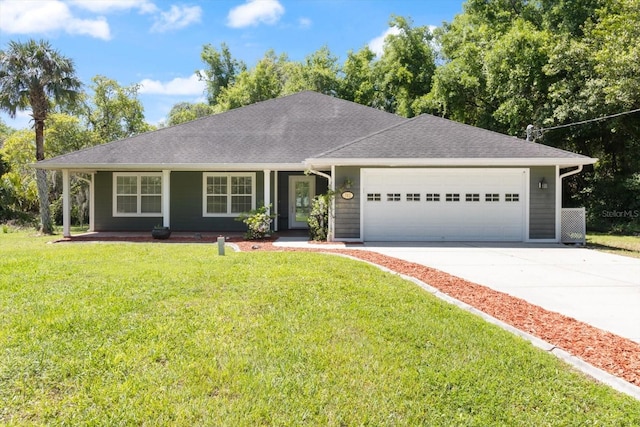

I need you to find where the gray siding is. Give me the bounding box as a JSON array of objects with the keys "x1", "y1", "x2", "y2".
[
  {"x1": 529, "y1": 166, "x2": 556, "y2": 239},
  {"x1": 334, "y1": 166, "x2": 361, "y2": 239},
  {"x1": 94, "y1": 171, "x2": 161, "y2": 231},
  {"x1": 94, "y1": 171, "x2": 265, "y2": 232}
]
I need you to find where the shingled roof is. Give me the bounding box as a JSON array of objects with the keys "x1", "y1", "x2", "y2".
[
  {"x1": 37, "y1": 91, "x2": 595, "y2": 170},
  {"x1": 36, "y1": 91, "x2": 406, "y2": 170},
  {"x1": 307, "y1": 113, "x2": 595, "y2": 167}
]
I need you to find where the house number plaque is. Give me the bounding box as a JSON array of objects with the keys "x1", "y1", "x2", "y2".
[{"x1": 341, "y1": 191, "x2": 354, "y2": 200}]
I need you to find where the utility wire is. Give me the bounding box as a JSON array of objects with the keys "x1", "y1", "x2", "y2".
[
  {"x1": 540, "y1": 107, "x2": 640, "y2": 131},
  {"x1": 526, "y1": 107, "x2": 640, "y2": 141}
]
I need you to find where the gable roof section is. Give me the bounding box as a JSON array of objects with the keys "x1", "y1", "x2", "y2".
[
  {"x1": 307, "y1": 114, "x2": 596, "y2": 167},
  {"x1": 37, "y1": 91, "x2": 407, "y2": 170}
]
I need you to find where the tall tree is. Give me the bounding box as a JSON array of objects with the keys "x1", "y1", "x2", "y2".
[
  {"x1": 215, "y1": 50, "x2": 286, "y2": 111},
  {"x1": 373, "y1": 16, "x2": 436, "y2": 117},
  {"x1": 0, "y1": 39, "x2": 81, "y2": 234},
  {"x1": 45, "y1": 113, "x2": 101, "y2": 156},
  {"x1": 282, "y1": 46, "x2": 341, "y2": 96},
  {"x1": 340, "y1": 46, "x2": 376, "y2": 106},
  {"x1": 84, "y1": 75, "x2": 151, "y2": 143},
  {"x1": 165, "y1": 102, "x2": 215, "y2": 126},
  {"x1": 197, "y1": 43, "x2": 246, "y2": 106},
  {"x1": 0, "y1": 130, "x2": 39, "y2": 216}
]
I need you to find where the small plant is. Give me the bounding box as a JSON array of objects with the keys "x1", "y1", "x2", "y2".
[
  {"x1": 236, "y1": 205, "x2": 275, "y2": 240},
  {"x1": 1, "y1": 224, "x2": 8, "y2": 234},
  {"x1": 308, "y1": 194, "x2": 330, "y2": 241}
]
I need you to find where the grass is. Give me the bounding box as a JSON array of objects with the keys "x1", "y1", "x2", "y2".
[
  {"x1": 587, "y1": 232, "x2": 640, "y2": 259},
  {"x1": 1, "y1": 230, "x2": 639, "y2": 425}
]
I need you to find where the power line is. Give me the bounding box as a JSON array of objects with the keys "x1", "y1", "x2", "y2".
[
  {"x1": 527, "y1": 107, "x2": 640, "y2": 141},
  {"x1": 541, "y1": 107, "x2": 640, "y2": 131}
]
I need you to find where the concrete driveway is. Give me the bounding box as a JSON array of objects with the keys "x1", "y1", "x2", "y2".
[{"x1": 362, "y1": 242, "x2": 640, "y2": 344}]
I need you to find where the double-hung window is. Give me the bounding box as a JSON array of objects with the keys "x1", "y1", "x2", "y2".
[
  {"x1": 203, "y1": 173, "x2": 256, "y2": 216},
  {"x1": 113, "y1": 173, "x2": 162, "y2": 216}
]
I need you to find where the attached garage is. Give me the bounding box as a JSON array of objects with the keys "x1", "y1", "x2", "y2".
[{"x1": 361, "y1": 168, "x2": 528, "y2": 242}]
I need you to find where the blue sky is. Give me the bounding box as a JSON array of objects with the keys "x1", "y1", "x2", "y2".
[{"x1": 0, "y1": 0, "x2": 464, "y2": 130}]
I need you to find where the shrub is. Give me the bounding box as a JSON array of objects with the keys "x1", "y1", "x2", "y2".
[
  {"x1": 236, "y1": 205, "x2": 275, "y2": 240},
  {"x1": 308, "y1": 194, "x2": 330, "y2": 241}
]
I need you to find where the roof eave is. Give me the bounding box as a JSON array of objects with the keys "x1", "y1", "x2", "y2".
[
  {"x1": 304, "y1": 157, "x2": 598, "y2": 168},
  {"x1": 32, "y1": 162, "x2": 310, "y2": 172}
]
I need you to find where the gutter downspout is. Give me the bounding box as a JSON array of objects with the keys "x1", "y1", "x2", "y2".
[
  {"x1": 306, "y1": 168, "x2": 334, "y2": 242},
  {"x1": 556, "y1": 165, "x2": 584, "y2": 241}
]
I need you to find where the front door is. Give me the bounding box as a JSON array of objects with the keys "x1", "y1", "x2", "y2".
[{"x1": 289, "y1": 176, "x2": 315, "y2": 229}]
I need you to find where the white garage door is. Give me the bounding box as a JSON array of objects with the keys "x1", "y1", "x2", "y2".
[{"x1": 362, "y1": 168, "x2": 527, "y2": 241}]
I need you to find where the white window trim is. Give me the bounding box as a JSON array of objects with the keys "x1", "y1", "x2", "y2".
[
  {"x1": 202, "y1": 172, "x2": 256, "y2": 217},
  {"x1": 113, "y1": 172, "x2": 163, "y2": 217}
]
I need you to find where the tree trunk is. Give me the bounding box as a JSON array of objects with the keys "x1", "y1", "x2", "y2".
[
  {"x1": 36, "y1": 169, "x2": 52, "y2": 234},
  {"x1": 34, "y1": 118, "x2": 53, "y2": 234}
]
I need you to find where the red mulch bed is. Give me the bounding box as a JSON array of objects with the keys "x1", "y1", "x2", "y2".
[{"x1": 59, "y1": 235, "x2": 640, "y2": 386}]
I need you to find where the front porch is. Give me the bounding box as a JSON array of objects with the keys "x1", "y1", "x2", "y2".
[{"x1": 57, "y1": 169, "x2": 331, "y2": 238}]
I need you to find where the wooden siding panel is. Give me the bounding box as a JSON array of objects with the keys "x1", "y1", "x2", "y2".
[
  {"x1": 529, "y1": 166, "x2": 556, "y2": 239},
  {"x1": 334, "y1": 166, "x2": 361, "y2": 238}
]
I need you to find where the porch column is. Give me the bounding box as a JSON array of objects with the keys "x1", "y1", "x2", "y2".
[
  {"x1": 329, "y1": 165, "x2": 335, "y2": 241},
  {"x1": 555, "y1": 165, "x2": 561, "y2": 241},
  {"x1": 62, "y1": 169, "x2": 70, "y2": 238},
  {"x1": 263, "y1": 169, "x2": 271, "y2": 214},
  {"x1": 273, "y1": 171, "x2": 278, "y2": 232},
  {"x1": 162, "y1": 170, "x2": 171, "y2": 228},
  {"x1": 89, "y1": 173, "x2": 95, "y2": 232}
]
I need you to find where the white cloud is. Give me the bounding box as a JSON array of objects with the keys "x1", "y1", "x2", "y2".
[
  {"x1": 67, "y1": 16, "x2": 111, "y2": 39},
  {"x1": 151, "y1": 4, "x2": 202, "y2": 33},
  {"x1": 227, "y1": 0, "x2": 284, "y2": 28},
  {"x1": 0, "y1": 0, "x2": 201, "y2": 40},
  {"x1": 0, "y1": 0, "x2": 111, "y2": 40},
  {"x1": 138, "y1": 74, "x2": 206, "y2": 96},
  {"x1": 69, "y1": 0, "x2": 157, "y2": 14},
  {"x1": 368, "y1": 26, "x2": 402, "y2": 57}
]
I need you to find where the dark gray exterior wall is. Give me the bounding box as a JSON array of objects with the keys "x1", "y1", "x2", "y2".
[
  {"x1": 334, "y1": 166, "x2": 361, "y2": 239},
  {"x1": 529, "y1": 166, "x2": 556, "y2": 239},
  {"x1": 94, "y1": 171, "x2": 265, "y2": 232},
  {"x1": 94, "y1": 171, "x2": 161, "y2": 231}
]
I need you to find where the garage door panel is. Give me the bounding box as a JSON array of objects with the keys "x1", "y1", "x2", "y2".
[{"x1": 362, "y1": 168, "x2": 526, "y2": 242}]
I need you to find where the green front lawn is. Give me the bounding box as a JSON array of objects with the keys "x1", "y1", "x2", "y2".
[
  {"x1": 587, "y1": 233, "x2": 640, "y2": 259},
  {"x1": 1, "y1": 230, "x2": 639, "y2": 425}
]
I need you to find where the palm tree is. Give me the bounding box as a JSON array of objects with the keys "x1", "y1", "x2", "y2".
[{"x1": 0, "y1": 39, "x2": 82, "y2": 234}]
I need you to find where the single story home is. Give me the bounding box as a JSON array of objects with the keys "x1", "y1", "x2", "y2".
[{"x1": 36, "y1": 91, "x2": 596, "y2": 242}]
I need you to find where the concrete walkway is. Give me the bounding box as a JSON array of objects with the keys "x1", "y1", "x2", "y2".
[{"x1": 360, "y1": 242, "x2": 640, "y2": 344}]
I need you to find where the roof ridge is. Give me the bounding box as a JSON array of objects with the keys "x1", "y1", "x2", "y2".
[{"x1": 311, "y1": 114, "x2": 414, "y2": 158}]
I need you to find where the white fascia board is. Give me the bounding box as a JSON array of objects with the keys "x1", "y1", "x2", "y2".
[
  {"x1": 305, "y1": 157, "x2": 598, "y2": 168},
  {"x1": 33, "y1": 162, "x2": 308, "y2": 172}
]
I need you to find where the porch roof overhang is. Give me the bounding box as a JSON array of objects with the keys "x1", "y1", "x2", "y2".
[
  {"x1": 304, "y1": 157, "x2": 598, "y2": 169},
  {"x1": 32, "y1": 162, "x2": 311, "y2": 172}
]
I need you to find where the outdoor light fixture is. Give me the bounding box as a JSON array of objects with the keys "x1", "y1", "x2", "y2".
[{"x1": 538, "y1": 177, "x2": 548, "y2": 189}]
